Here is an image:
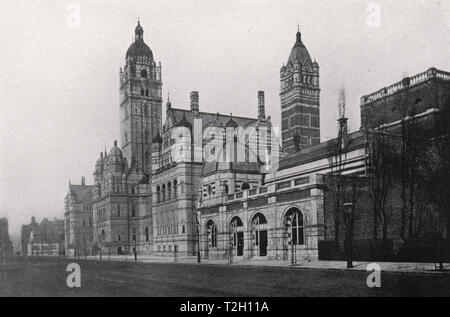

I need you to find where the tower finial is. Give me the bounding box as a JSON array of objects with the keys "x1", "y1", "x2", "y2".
[{"x1": 297, "y1": 24, "x2": 300, "y2": 32}]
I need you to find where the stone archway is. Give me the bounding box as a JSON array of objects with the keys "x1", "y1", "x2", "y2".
[
  {"x1": 230, "y1": 216, "x2": 244, "y2": 257},
  {"x1": 283, "y1": 207, "x2": 305, "y2": 261},
  {"x1": 251, "y1": 213, "x2": 268, "y2": 257}
]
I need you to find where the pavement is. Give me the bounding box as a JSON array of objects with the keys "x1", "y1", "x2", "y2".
[{"x1": 64, "y1": 254, "x2": 450, "y2": 274}]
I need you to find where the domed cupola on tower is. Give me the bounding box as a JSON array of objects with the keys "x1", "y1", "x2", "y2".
[
  {"x1": 119, "y1": 21, "x2": 162, "y2": 176},
  {"x1": 105, "y1": 141, "x2": 125, "y2": 172},
  {"x1": 126, "y1": 21, "x2": 154, "y2": 61},
  {"x1": 94, "y1": 152, "x2": 105, "y2": 177}
]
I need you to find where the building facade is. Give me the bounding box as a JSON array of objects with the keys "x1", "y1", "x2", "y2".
[
  {"x1": 79, "y1": 21, "x2": 450, "y2": 262},
  {"x1": 0, "y1": 218, "x2": 13, "y2": 257},
  {"x1": 21, "y1": 217, "x2": 65, "y2": 256},
  {"x1": 64, "y1": 177, "x2": 94, "y2": 256}
]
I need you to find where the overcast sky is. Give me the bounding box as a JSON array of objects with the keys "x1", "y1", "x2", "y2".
[{"x1": 0, "y1": 0, "x2": 449, "y2": 235}]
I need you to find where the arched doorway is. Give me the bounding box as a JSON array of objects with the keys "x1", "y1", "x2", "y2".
[
  {"x1": 205, "y1": 220, "x2": 217, "y2": 259},
  {"x1": 230, "y1": 216, "x2": 244, "y2": 256},
  {"x1": 251, "y1": 213, "x2": 268, "y2": 257},
  {"x1": 283, "y1": 207, "x2": 305, "y2": 260}
]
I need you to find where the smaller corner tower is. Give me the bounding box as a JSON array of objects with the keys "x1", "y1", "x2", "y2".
[{"x1": 280, "y1": 27, "x2": 320, "y2": 153}]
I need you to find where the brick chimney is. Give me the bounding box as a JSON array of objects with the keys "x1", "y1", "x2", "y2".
[
  {"x1": 258, "y1": 91, "x2": 265, "y2": 120},
  {"x1": 190, "y1": 91, "x2": 199, "y2": 114},
  {"x1": 81, "y1": 176, "x2": 85, "y2": 186}
]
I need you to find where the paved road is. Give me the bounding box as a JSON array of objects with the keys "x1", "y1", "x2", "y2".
[{"x1": 1, "y1": 257, "x2": 449, "y2": 296}]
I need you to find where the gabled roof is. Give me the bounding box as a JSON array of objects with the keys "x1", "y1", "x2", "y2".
[{"x1": 68, "y1": 185, "x2": 93, "y2": 204}]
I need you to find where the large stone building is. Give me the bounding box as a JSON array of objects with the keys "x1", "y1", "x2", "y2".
[
  {"x1": 64, "y1": 177, "x2": 94, "y2": 256},
  {"x1": 84, "y1": 21, "x2": 450, "y2": 262},
  {"x1": 0, "y1": 218, "x2": 13, "y2": 257}
]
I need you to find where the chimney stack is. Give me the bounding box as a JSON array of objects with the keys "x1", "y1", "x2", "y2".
[
  {"x1": 190, "y1": 91, "x2": 199, "y2": 113},
  {"x1": 81, "y1": 176, "x2": 85, "y2": 186},
  {"x1": 338, "y1": 117, "x2": 348, "y2": 151},
  {"x1": 257, "y1": 91, "x2": 265, "y2": 120}
]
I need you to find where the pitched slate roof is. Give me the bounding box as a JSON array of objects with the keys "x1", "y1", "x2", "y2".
[
  {"x1": 68, "y1": 185, "x2": 93, "y2": 204},
  {"x1": 279, "y1": 131, "x2": 366, "y2": 171}
]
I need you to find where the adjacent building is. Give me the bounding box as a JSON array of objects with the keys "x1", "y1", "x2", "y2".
[
  {"x1": 21, "y1": 217, "x2": 65, "y2": 256},
  {"x1": 0, "y1": 218, "x2": 13, "y2": 257},
  {"x1": 64, "y1": 177, "x2": 94, "y2": 256}
]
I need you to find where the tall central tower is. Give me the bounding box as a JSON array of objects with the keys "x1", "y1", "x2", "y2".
[
  {"x1": 280, "y1": 29, "x2": 320, "y2": 153},
  {"x1": 119, "y1": 21, "x2": 162, "y2": 175}
]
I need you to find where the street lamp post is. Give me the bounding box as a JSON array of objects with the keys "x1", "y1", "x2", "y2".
[
  {"x1": 343, "y1": 203, "x2": 355, "y2": 269},
  {"x1": 196, "y1": 210, "x2": 201, "y2": 264}
]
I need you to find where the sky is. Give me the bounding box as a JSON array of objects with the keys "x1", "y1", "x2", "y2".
[{"x1": 0, "y1": 0, "x2": 449, "y2": 235}]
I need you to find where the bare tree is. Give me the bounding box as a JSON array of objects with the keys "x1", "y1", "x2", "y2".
[{"x1": 365, "y1": 130, "x2": 397, "y2": 239}]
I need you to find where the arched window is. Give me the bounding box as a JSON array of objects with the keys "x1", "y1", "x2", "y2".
[
  {"x1": 156, "y1": 186, "x2": 161, "y2": 203},
  {"x1": 230, "y1": 216, "x2": 243, "y2": 246},
  {"x1": 241, "y1": 182, "x2": 250, "y2": 191},
  {"x1": 168, "y1": 182, "x2": 172, "y2": 200},
  {"x1": 118, "y1": 234, "x2": 121, "y2": 242},
  {"x1": 251, "y1": 213, "x2": 268, "y2": 256},
  {"x1": 285, "y1": 208, "x2": 305, "y2": 245},
  {"x1": 162, "y1": 184, "x2": 166, "y2": 201},
  {"x1": 131, "y1": 204, "x2": 136, "y2": 217},
  {"x1": 145, "y1": 227, "x2": 149, "y2": 242},
  {"x1": 206, "y1": 220, "x2": 217, "y2": 248},
  {"x1": 173, "y1": 180, "x2": 178, "y2": 198}
]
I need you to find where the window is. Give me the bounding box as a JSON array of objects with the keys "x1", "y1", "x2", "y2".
[
  {"x1": 168, "y1": 182, "x2": 172, "y2": 200},
  {"x1": 157, "y1": 186, "x2": 161, "y2": 203},
  {"x1": 116, "y1": 185, "x2": 120, "y2": 193},
  {"x1": 117, "y1": 204, "x2": 120, "y2": 217},
  {"x1": 140, "y1": 69, "x2": 147, "y2": 78},
  {"x1": 206, "y1": 220, "x2": 217, "y2": 248},
  {"x1": 241, "y1": 182, "x2": 250, "y2": 191},
  {"x1": 145, "y1": 227, "x2": 149, "y2": 242},
  {"x1": 118, "y1": 234, "x2": 121, "y2": 241},
  {"x1": 182, "y1": 225, "x2": 185, "y2": 234},
  {"x1": 162, "y1": 184, "x2": 166, "y2": 201},
  {"x1": 131, "y1": 205, "x2": 136, "y2": 217},
  {"x1": 173, "y1": 180, "x2": 178, "y2": 198},
  {"x1": 285, "y1": 208, "x2": 305, "y2": 245}
]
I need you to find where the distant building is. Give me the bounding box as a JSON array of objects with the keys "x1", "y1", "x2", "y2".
[
  {"x1": 64, "y1": 177, "x2": 94, "y2": 257},
  {"x1": 0, "y1": 218, "x2": 13, "y2": 257},
  {"x1": 21, "y1": 217, "x2": 65, "y2": 256}
]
